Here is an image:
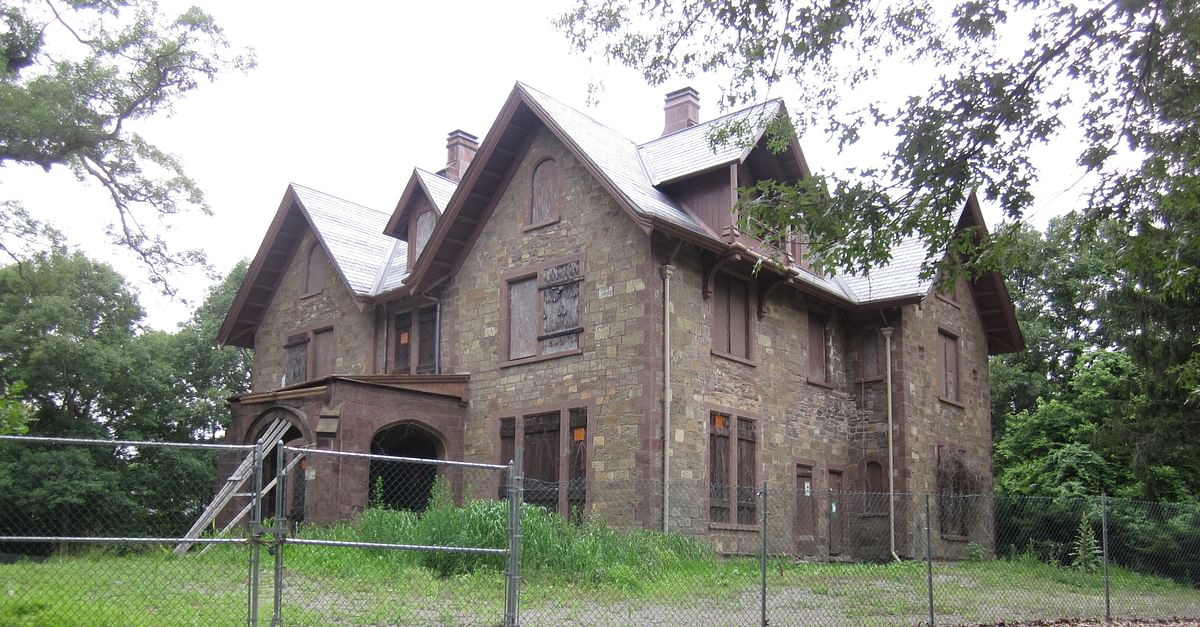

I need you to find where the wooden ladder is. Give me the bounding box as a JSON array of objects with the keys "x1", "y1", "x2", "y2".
[{"x1": 174, "y1": 419, "x2": 299, "y2": 556}]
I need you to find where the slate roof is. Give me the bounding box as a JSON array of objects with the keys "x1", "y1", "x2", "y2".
[
  {"x1": 638, "y1": 101, "x2": 783, "y2": 185},
  {"x1": 415, "y1": 169, "x2": 456, "y2": 213},
  {"x1": 290, "y1": 183, "x2": 395, "y2": 296}
]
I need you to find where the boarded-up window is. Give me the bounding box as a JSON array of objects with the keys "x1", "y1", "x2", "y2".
[
  {"x1": 394, "y1": 312, "x2": 412, "y2": 374},
  {"x1": 861, "y1": 330, "x2": 880, "y2": 379},
  {"x1": 530, "y1": 159, "x2": 561, "y2": 225},
  {"x1": 304, "y1": 244, "x2": 326, "y2": 294},
  {"x1": 865, "y1": 460, "x2": 886, "y2": 513},
  {"x1": 413, "y1": 211, "x2": 436, "y2": 261},
  {"x1": 937, "y1": 447, "x2": 977, "y2": 537},
  {"x1": 284, "y1": 334, "x2": 309, "y2": 385},
  {"x1": 507, "y1": 260, "x2": 583, "y2": 361},
  {"x1": 712, "y1": 273, "x2": 750, "y2": 358},
  {"x1": 808, "y1": 314, "x2": 829, "y2": 383},
  {"x1": 938, "y1": 330, "x2": 960, "y2": 402},
  {"x1": 312, "y1": 328, "x2": 335, "y2": 379},
  {"x1": 417, "y1": 306, "x2": 437, "y2": 374},
  {"x1": 795, "y1": 465, "x2": 816, "y2": 554},
  {"x1": 499, "y1": 408, "x2": 587, "y2": 519},
  {"x1": 709, "y1": 412, "x2": 756, "y2": 524}
]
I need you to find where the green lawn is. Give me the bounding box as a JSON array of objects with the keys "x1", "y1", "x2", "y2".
[{"x1": 2, "y1": 548, "x2": 1197, "y2": 626}]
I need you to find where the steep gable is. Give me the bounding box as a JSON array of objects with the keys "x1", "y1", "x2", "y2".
[{"x1": 218, "y1": 184, "x2": 391, "y2": 348}]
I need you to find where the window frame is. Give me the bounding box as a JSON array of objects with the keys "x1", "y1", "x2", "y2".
[
  {"x1": 807, "y1": 312, "x2": 832, "y2": 387},
  {"x1": 707, "y1": 408, "x2": 759, "y2": 529},
  {"x1": 390, "y1": 304, "x2": 439, "y2": 375},
  {"x1": 282, "y1": 324, "x2": 335, "y2": 386},
  {"x1": 497, "y1": 404, "x2": 590, "y2": 519},
  {"x1": 500, "y1": 255, "x2": 585, "y2": 367},
  {"x1": 525, "y1": 157, "x2": 563, "y2": 231},
  {"x1": 937, "y1": 328, "x2": 963, "y2": 407},
  {"x1": 302, "y1": 242, "x2": 327, "y2": 297},
  {"x1": 710, "y1": 271, "x2": 755, "y2": 365}
]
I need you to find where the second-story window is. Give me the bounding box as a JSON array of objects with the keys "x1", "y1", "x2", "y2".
[
  {"x1": 808, "y1": 313, "x2": 831, "y2": 384},
  {"x1": 529, "y1": 158, "x2": 561, "y2": 227},
  {"x1": 712, "y1": 273, "x2": 751, "y2": 360},
  {"x1": 505, "y1": 259, "x2": 582, "y2": 363},
  {"x1": 393, "y1": 305, "x2": 438, "y2": 374}
]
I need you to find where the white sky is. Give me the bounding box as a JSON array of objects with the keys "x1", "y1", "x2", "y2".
[{"x1": 2, "y1": 0, "x2": 1087, "y2": 330}]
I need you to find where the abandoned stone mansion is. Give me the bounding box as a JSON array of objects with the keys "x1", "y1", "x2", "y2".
[{"x1": 217, "y1": 83, "x2": 1023, "y2": 559}]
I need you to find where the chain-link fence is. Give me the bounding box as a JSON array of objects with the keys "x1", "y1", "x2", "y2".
[{"x1": 2, "y1": 434, "x2": 1198, "y2": 626}]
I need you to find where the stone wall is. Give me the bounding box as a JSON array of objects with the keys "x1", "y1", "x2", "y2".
[
  {"x1": 440, "y1": 125, "x2": 662, "y2": 527},
  {"x1": 250, "y1": 229, "x2": 375, "y2": 390},
  {"x1": 896, "y1": 274, "x2": 994, "y2": 558}
]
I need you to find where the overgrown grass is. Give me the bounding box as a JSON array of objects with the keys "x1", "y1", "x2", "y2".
[{"x1": 2, "y1": 490, "x2": 1197, "y2": 625}]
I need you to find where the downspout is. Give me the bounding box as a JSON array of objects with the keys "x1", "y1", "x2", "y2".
[
  {"x1": 660, "y1": 264, "x2": 676, "y2": 533},
  {"x1": 882, "y1": 326, "x2": 900, "y2": 561}
]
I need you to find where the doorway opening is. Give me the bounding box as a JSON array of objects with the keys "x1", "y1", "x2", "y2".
[{"x1": 369, "y1": 423, "x2": 443, "y2": 512}]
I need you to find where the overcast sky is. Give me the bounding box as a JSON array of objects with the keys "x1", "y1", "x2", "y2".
[{"x1": 3, "y1": 0, "x2": 1086, "y2": 330}]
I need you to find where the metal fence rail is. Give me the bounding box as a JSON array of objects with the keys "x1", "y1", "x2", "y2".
[{"x1": 2, "y1": 434, "x2": 1198, "y2": 625}]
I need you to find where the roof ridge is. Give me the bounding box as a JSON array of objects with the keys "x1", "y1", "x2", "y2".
[
  {"x1": 289, "y1": 182, "x2": 389, "y2": 216},
  {"x1": 637, "y1": 98, "x2": 783, "y2": 148}
]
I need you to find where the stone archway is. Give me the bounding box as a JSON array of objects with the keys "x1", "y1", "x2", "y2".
[
  {"x1": 246, "y1": 407, "x2": 314, "y2": 521},
  {"x1": 368, "y1": 421, "x2": 445, "y2": 512}
]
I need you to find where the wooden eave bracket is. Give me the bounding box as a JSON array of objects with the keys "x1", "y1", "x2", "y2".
[
  {"x1": 702, "y1": 251, "x2": 744, "y2": 299},
  {"x1": 756, "y1": 273, "x2": 791, "y2": 319}
]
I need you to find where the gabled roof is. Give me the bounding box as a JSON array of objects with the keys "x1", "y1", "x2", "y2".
[
  {"x1": 383, "y1": 168, "x2": 458, "y2": 238},
  {"x1": 638, "y1": 100, "x2": 784, "y2": 185},
  {"x1": 217, "y1": 184, "x2": 392, "y2": 348}
]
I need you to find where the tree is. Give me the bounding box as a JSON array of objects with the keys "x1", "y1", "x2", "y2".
[
  {"x1": 559, "y1": 0, "x2": 1200, "y2": 498},
  {"x1": 1, "y1": 0, "x2": 253, "y2": 292}
]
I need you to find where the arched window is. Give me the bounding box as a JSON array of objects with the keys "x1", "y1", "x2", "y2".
[
  {"x1": 530, "y1": 158, "x2": 561, "y2": 226},
  {"x1": 304, "y1": 243, "x2": 326, "y2": 294},
  {"x1": 413, "y1": 211, "x2": 435, "y2": 260}
]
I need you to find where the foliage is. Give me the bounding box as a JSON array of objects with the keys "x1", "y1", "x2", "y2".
[
  {"x1": 1068, "y1": 514, "x2": 1101, "y2": 573},
  {"x1": 0, "y1": 250, "x2": 252, "y2": 541},
  {"x1": 560, "y1": 1, "x2": 1200, "y2": 495},
  {"x1": 0, "y1": 0, "x2": 253, "y2": 291}
]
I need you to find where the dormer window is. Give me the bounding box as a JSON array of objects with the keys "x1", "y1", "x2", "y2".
[
  {"x1": 304, "y1": 243, "x2": 326, "y2": 295},
  {"x1": 529, "y1": 158, "x2": 561, "y2": 228},
  {"x1": 413, "y1": 210, "x2": 435, "y2": 261}
]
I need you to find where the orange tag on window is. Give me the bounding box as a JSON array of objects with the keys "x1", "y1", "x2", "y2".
[
  {"x1": 573, "y1": 427, "x2": 585, "y2": 442},
  {"x1": 714, "y1": 414, "x2": 726, "y2": 430},
  {"x1": 399, "y1": 332, "x2": 410, "y2": 344}
]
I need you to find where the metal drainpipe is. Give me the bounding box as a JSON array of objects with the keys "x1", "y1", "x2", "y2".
[
  {"x1": 882, "y1": 326, "x2": 900, "y2": 561},
  {"x1": 660, "y1": 264, "x2": 675, "y2": 533}
]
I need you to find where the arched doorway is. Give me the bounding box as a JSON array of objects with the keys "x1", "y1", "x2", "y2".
[
  {"x1": 246, "y1": 409, "x2": 311, "y2": 523},
  {"x1": 369, "y1": 422, "x2": 443, "y2": 512}
]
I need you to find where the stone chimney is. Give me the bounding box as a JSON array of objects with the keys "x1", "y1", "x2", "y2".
[
  {"x1": 663, "y1": 87, "x2": 700, "y2": 135},
  {"x1": 437, "y1": 129, "x2": 479, "y2": 182}
]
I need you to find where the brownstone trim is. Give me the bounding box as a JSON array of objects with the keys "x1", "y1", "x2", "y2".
[
  {"x1": 368, "y1": 419, "x2": 449, "y2": 459},
  {"x1": 498, "y1": 253, "x2": 587, "y2": 367},
  {"x1": 246, "y1": 405, "x2": 316, "y2": 446}
]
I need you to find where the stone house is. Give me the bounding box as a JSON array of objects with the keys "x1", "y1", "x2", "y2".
[{"x1": 217, "y1": 83, "x2": 1023, "y2": 559}]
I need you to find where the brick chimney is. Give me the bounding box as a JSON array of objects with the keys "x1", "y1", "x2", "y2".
[
  {"x1": 663, "y1": 87, "x2": 700, "y2": 135},
  {"x1": 437, "y1": 129, "x2": 479, "y2": 182}
]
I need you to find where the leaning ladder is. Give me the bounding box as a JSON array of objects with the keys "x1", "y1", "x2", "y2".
[{"x1": 174, "y1": 419, "x2": 298, "y2": 556}]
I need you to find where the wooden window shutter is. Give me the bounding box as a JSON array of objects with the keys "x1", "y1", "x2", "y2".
[
  {"x1": 736, "y1": 418, "x2": 757, "y2": 524},
  {"x1": 713, "y1": 275, "x2": 731, "y2": 354},
  {"x1": 729, "y1": 279, "x2": 749, "y2": 358},
  {"x1": 394, "y1": 312, "x2": 412, "y2": 374},
  {"x1": 498, "y1": 418, "x2": 516, "y2": 499},
  {"x1": 944, "y1": 333, "x2": 959, "y2": 401},
  {"x1": 417, "y1": 306, "x2": 437, "y2": 374},
  {"x1": 508, "y1": 277, "x2": 539, "y2": 359},
  {"x1": 523, "y1": 412, "x2": 561, "y2": 512},
  {"x1": 861, "y1": 330, "x2": 879, "y2": 378},
  {"x1": 312, "y1": 328, "x2": 335, "y2": 379},
  {"x1": 808, "y1": 314, "x2": 827, "y2": 382},
  {"x1": 284, "y1": 334, "x2": 309, "y2": 385},
  {"x1": 709, "y1": 412, "x2": 731, "y2": 523},
  {"x1": 531, "y1": 159, "x2": 561, "y2": 225},
  {"x1": 540, "y1": 260, "x2": 582, "y2": 354}
]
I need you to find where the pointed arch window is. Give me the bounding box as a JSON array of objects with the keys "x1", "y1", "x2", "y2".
[
  {"x1": 304, "y1": 243, "x2": 326, "y2": 295},
  {"x1": 529, "y1": 158, "x2": 562, "y2": 228}
]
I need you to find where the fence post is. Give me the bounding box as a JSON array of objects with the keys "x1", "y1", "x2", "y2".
[
  {"x1": 271, "y1": 441, "x2": 287, "y2": 626},
  {"x1": 925, "y1": 494, "x2": 934, "y2": 627},
  {"x1": 1102, "y1": 494, "x2": 1111, "y2": 623},
  {"x1": 760, "y1": 480, "x2": 768, "y2": 627},
  {"x1": 505, "y1": 447, "x2": 524, "y2": 627},
  {"x1": 248, "y1": 446, "x2": 262, "y2": 627}
]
